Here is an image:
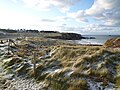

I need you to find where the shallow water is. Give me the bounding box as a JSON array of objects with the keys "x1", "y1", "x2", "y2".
[{"x1": 75, "y1": 35, "x2": 120, "y2": 45}]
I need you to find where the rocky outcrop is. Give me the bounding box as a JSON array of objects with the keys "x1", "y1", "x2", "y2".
[
  {"x1": 104, "y1": 37, "x2": 120, "y2": 48},
  {"x1": 43, "y1": 31, "x2": 96, "y2": 40},
  {"x1": 82, "y1": 37, "x2": 96, "y2": 39},
  {"x1": 46, "y1": 32, "x2": 82, "y2": 40},
  {"x1": 61, "y1": 33, "x2": 82, "y2": 40}
]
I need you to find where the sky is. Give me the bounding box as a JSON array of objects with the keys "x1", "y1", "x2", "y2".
[{"x1": 0, "y1": 0, "x2": 120, "y2": 35}]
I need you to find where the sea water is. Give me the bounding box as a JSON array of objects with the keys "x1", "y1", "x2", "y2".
[{"x1": 75, "y1": 35, "x2": 120, "y2": 45}]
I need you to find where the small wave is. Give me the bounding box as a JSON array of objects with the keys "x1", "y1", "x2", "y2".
[{"x1": 75, "y1": 39, "x2": 103, "y2": 45}]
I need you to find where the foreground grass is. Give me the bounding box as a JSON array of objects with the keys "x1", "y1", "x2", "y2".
[{"x1": 0, "y1": 37, "x2": 120, "y2": 90}]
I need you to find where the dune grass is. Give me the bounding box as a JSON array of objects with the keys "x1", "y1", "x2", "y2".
[{"x1": 1, "y1": 37, "x2": 120, "y2": 90}]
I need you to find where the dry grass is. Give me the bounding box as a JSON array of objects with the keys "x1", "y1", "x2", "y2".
[
  {"x1": 50, "y1": 45, "x2": 100, "y2": 68},
  {"x1": 68, "y1": 79, "x2": 88, "y2": 90},
  {"x1": 16, "y1": 63, "x2": 31, "y2": 75},
  {"x1": 104, "y1": 37, "x2": 120, "y2": 48},
  {"x1": 115, "y1": 64, "x2": 120, "y2": 88},
  {"x1": 115, "y1": 76, "x2": 120, "y2": 88},
  {"x1": 3, "y1": 57, "x2": 22, "y2": 68},
  {"x1": 1, "y1": 37, "x2": 120, "y2": 89}
]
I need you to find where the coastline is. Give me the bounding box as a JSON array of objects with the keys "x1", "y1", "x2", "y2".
[{"x1": 0, "y1": 35, "x2": 120, "y2": 90}]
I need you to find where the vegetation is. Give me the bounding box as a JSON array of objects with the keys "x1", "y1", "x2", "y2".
[
  {"x1": 0, "y1": 36, "x2": 120, "y2": 90},
  {"x1": 104, "y1": 37, "x2": 120, "y2": 48}
]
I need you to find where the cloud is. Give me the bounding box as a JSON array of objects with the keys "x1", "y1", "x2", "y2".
[
  {"x1": 59, "y1": 23, "x2": 120, "y2": 35},
  {"x1": 11, "y1": 0, "x2": 17, "y2": 3},
  {"x1": 85, "y1": 0, "x2": 120, "y2": 26},
  {"x1": 8, "y1": 0, "x2": 120, "y2": 34},
  {"x1": 40, "y1": 19, "x2": 55, "y2": 22},
  {"x1": 15, "y1": 0, "x2": 81, "y2": 12},
  {"x1": 55, "y1": 16, "x2": 70, "y2": 21},
  {"x1": 67, "y1": 10, "x2": 88, "y2": 23},
  {"x1": 40, "y1": 16, "x2": 70, "y2": 23},
  {"x1": 67, "y1": 0, "x2": 120, "y2": 26}
]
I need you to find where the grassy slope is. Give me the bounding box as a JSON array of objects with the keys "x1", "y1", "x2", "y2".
[{"x1": 0, "y1": 37, "x2": 120, "y2": 90}]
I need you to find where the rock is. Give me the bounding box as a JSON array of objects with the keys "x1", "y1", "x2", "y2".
[
  {"x1": 60, "y1": 33, "x2": 82, "y2": 40},
  {"x1": 82, "y1": 37, "x2": 96, "y2": 39},
  {"x1": 46, "y1": 32, "x2": 82, "y2": 40}
]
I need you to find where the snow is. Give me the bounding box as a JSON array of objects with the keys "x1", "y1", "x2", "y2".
[{"x1": 87, "y1": 79, "x2": 115, "y2": 90}]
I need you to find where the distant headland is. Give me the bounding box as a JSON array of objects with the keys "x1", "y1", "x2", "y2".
[{"x1": 0, "y1": 28, "x2": 95, "y2": 40}]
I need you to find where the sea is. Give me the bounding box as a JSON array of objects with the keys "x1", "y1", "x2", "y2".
[{"x1": 74, "y1": 35, "x2": 120, "y2": 45}]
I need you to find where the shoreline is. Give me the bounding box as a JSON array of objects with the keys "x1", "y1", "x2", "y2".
[
  {"x1": 0, "y1": 36, "x2": 103, "y2": 47},
  {"x1": 0, "y1": 36, "x2": 120, "y2": 90},
  {"x1": 79, "y1": 44, "x2": 102, "y2": 46}
]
